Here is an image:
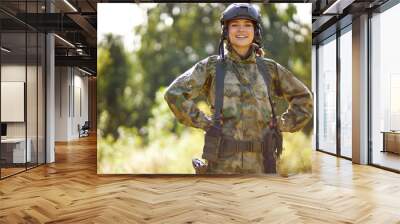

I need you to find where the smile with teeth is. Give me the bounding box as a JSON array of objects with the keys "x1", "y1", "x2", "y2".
[{"x1": 236, "y1": 35, "x2": 248, "y2": 39}]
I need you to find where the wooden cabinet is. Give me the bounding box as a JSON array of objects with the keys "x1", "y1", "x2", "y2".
[{"x1": 382, "y1": 132, "x2": 400, "y2": 154}]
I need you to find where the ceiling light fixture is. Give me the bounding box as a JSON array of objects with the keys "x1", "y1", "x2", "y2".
[
  {"x1": 78, "y1": 67, "x2": 93, "y2": 76},
  {"x1": 63, "y1": 0, "x2": 78, "y2": 12},
  {"x1": 76, "y1": 48, "x2": 85, "y2": 55},
  {"x1": 323, "y1": 0, "x2": 355, "y2": 15},
  {"x1": 1, "y1": 47, "x2": 11, "y2": 53},
  {"x1": 54, "y1": 34, "x2": 75, "y2": 48}
]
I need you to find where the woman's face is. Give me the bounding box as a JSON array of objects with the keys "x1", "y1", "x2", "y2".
[{"x1": 228, "y1": 19, "x2": 255, "y2": 51}]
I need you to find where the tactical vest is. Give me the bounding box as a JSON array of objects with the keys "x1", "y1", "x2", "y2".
[{"x1": 202, "y1": 56, "x2": 283, "y2": 173}]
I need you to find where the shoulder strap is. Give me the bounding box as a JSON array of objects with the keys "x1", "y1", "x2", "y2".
[
  {"x1": 255, "y1": 57, "x2": 277, "y2": 124},
  {"x1": 213, "y1": 57, "x2": 226, "y2": 128}
]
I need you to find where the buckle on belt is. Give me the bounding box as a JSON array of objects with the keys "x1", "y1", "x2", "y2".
[
  {"x1": 254, "y1": 141, "x2": 262, "y2": 152},
  {"x1": 237, "y1": 141, "x2": 252, "y2": 152}
]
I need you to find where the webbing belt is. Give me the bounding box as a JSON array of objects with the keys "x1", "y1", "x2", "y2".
[{"x1": 220, "y1": 137, "x2": 266, "y2": 154}]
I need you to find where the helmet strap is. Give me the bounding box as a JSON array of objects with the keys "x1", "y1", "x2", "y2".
[{"x1": 218, "y1": 37, "x2": 225, "y2": 60}]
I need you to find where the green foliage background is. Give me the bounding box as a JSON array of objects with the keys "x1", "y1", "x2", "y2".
[{"x1": 98, "y1": 3, "x2": 313, "y2": 175}]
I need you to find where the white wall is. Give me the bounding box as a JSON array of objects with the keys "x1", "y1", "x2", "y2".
[
  {"x1": 1, "y1": 65, "x2": 26, "y2": 81},
  {"x1": 55, "y1": 67, "x2": 89, "y2": 141},
  {"x1": 1, "y1": 65, "x2": 26, "y2": 141},
  {"x1": 55, "y1": 67, "x2": 69, "y2": 141},
  {"x1": 1, "y1": 82, "x2": 25, "y2": 122},
  {"x1": 1, "y1": 65, "x2": 27, "y2": 138}
]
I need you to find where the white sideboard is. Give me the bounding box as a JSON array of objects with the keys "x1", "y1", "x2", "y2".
[{"x1": 1, "y1": 138, "x2": 32, "y2": 163}]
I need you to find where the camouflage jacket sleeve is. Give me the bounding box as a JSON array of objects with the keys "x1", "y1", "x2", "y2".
[
  {"x1": 164, "y1": 58, "x2": 212, "y2": 130},
  {"x1": 272, "y1": 62, "x2": 313, "y2": 132}
]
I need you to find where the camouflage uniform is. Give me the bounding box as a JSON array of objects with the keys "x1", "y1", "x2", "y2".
[{"x1": 164, "y1": 47, "x2": 313, "y2": 174}]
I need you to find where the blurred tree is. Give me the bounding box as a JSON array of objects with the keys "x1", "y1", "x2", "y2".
[
  {"x1": 98, "y1": 34, "x2": 144, "y2": 138},
  {"x1": 136, "y1": 3, "x2": 225, "y2": 100},
  {"x1": 260, "y1": 4, "x2": 313, "y2": 133}
]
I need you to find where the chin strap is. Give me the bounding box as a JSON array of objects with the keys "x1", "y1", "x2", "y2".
[{"x1": 218, "y1": 37, "x2": 225, "y2": 60}]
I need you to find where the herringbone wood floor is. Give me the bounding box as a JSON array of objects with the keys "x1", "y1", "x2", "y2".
[{"x1": 1, "y1": 135, "x2": 400, "y2": 224}]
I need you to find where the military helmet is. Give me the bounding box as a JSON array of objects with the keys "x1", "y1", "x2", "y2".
[
  {"x1": 218, "y1": 3, "x2": 263, "y2": 58},
  {"x1": 221, "y1": 3, "x2": 262, "y2": 25}
]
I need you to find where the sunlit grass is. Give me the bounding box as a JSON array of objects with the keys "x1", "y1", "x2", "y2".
[
  {"x1": 98, "y1": 127, "x2": 204, "y2": 174},
  {"x1": 98, "y1": 126, "x2": 312, "y2": 175},
  {"x1": 278, "y1": 132, "x2": 312, "y2": 176}
]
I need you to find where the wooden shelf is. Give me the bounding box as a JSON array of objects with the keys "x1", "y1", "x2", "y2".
[{"x1": 382, "y1": 131, "x2": 400, "y2": 154}]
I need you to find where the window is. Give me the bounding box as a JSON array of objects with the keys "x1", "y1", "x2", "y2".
[
  {"x1": 0, "y1": 1, "x2": 46, "y2": 179},
  {"x1": 371, "y1": 3, "x2": 400, "y2": 171},
  {"x1": 317, "y1": 35, "x2": 337, "y2": 154},
  {"x1": 339, "y1": 27, "x2": 352, "y2": 158}
]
